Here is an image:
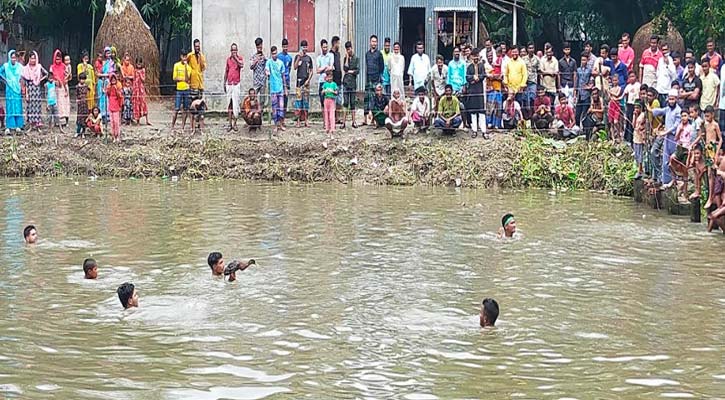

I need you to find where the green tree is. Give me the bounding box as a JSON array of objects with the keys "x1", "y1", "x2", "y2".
[
  {"x1": 1, "y1": 0, "x2": 27, "y2": 25},
  {"x1": 662, "y1": 0, "x2": 725, "y2": 52},
  {"x1": 137, "y1": 0, "x2": 191, "y2": 71}
]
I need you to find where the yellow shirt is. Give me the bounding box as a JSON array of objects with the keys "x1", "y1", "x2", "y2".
[
  {"x1": 187, "y1": 52, "x2": 206, "y2": 90},
  {"x1": 700, "y1": 71, "x2": 720, "y2": 111},
  {"x1": 173, "y1": 61, "x2": 192, "y2": 91},
  {"x1": 505, "y1": 58, "x2": 528, "y2": 93}
]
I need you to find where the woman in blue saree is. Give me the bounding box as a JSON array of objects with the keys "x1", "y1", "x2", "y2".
[{"x1": 0, "y1": 50, "x2": 25, "y2": 133}]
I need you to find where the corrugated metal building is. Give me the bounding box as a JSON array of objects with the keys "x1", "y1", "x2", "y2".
[{"x1": 353, "y1": 0, "x2": 479, "y2": 86}]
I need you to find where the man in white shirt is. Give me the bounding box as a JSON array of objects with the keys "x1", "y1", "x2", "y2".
[
  {"x1": 408, "y1": 41, "x2": 431, "y2": 92},
  {"x1": 655, "y1": 43, "x2": 677, "y2": 105}
]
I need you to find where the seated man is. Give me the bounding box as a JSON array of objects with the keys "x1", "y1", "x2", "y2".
[
  {"x1": 434, "y1": 84, "x2": 462, "y2": 134},
  {"x1": 241, "y1": 88, "x2": 262, "y2": 131},
  {"x1": 410, "y1": 86, "x2": 431, "y2": 132},
  {"x1": 553, "y1": 93, "x2": 580, "y2": 138},
  {"x1": 501, "y1": 91, "x2": 523, "y2": 130},
  {"x1": 531, "y1": 85, "x2": 553, "y2": 129},
  {"x1": 583, "y1": 87, "x2": 605, "y2": 140},
  {"x1": 368, "y1": 83, "x2": 389, "y2": 128},
  {"x1": 479, "y1": 298, "x2": 499, "y2": 328},
  {"x1": 385, "y1": 88, "x2": 408, "y2": 137}
]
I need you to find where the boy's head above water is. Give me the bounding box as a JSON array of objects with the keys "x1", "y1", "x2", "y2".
[
  {"x1": 208, "y1": 252, "x2": 224, "y2": 276},
  {"x1": 480, "y1": 298, "x2": 499, "y2": 328},
  {"x1": 83, "y1": 258, "x2": 98, "y2": 279},
  {"x1": 117, "y1": 282, "x2": 138, "y2": 309},
  {"x1": 23, "y1": 225, "x2": 37, "y2": 244}
]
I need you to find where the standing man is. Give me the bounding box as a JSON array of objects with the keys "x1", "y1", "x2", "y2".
[
  {"x1": 316, "y1": 39, "x2": 334, "y2": 108},
  {"x1": 504, "y1": 46, "x2": 528, "y2": 112},
  {"x1": 447, "y1": 46, "x2": 466, "y2": 94},
  {"x1": 655, "y1": 43, "x2": 676, "y2": 105},
  {"x1": 522, "y1": 42, "x2": 540, "y2": 119},
  {"x1": 342, "y1": 41, "x2": 360, "y2": 128},
  {"x1": 330, "y1": 36, "x2": 343, "y2": 126},
  {"x1": 639, "y1": 35, "x2": 661, "y2": 87},
  {"x1": 539, "y1": 46, "x2": 559, "y2": 111},
  {"x1": 250, "y1": 38, "x2": 267, "y2": 105},
  {"x1": 187, "y1": 38, "x2": 206, "y2": 98},
  {"x1": 278, "y1": 39, "x2": 293, "y2": 112},
  {"x1": 171, "y1": 50, "x2": 191, "y2": 131},
  {"x1": 408, "y1": 41, "x2": 431, "y2": 93},
  {"x1": 381, "y1": 38, "x2": 392, "y2": 97},
  {"x1": 558, "y1": 42, "x2": 577, "y2": 105},
  {"x1": 699, "y1": 58, "x2": 720, "y2": 112},
  {"x1": 575, "y1": 51, "x2": 593, "y2": 126},
  {"x1": 293, "y1": 40, "x2": 314, "y2": 127},
  {"x1": 364, "y1": 35, "x2": 385, "y2": 124},
  {"x1": 650, "y1": 89, "x2": 682, "y2": 186},
  {"x1": 266, "y1": 46, "x2": 286, "y2": 132},
  {"x1": 608, "y1": 48, "x2": 628, "y2": 90},
  {"x1": 702, "y1": 38, "x2": 723, "y2": 76},
  {"x1": 618, "y1": 32, "x2": 635, "y2": 71},
  {"x1": 680, "y1": 60, "x2": 702, "y2": 113},
  {"x1": 223, "y1": 43, "x2": 244, "y2": 131}
]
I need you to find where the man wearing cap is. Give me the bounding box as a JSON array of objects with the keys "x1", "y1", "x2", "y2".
[
  {"x1": 498, "y1": 213, "x2": 517, "y2": 239},
  {"x1": 649, "y1": 89, "x2": 682, "y2": 185}
]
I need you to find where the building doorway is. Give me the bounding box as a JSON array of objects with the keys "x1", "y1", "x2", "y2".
[{"x1": 399, "y1": 7, "x2": 425, "y2": 86}]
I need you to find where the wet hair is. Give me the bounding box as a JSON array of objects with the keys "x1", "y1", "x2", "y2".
[
  {"x1": 482, "y1": 298, "x2": 499, "y2": 325},
  {"x1": 282, "y1": 38, "x2": 288, "y2": 46},
  {"x1": 207, "y1": 252, "x2": 223, "y2": 270},
  {"x1": 255, "y1": 37, "x2": 263, "y2": 46},
  {"x1": 83, "y1": 258, "x2": 97, "y2": 275},
  {"x1": 501, "y1": 213, "x2": 514, "y2": 227},
  {"x1": 117, "y1": 283, "x2": 135, "y2": 309},
  {"x1": 23, "y1": 225, "x2": 36, "y2": 240}
]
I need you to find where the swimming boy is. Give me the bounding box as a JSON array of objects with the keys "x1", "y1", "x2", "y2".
[
  {"x1": 223, "y1": 259, "x2": 257, "y2": 282},
  {"x1": 23, "y1": 225, "x2": 38, "y2": 244},
  {"x1": 83, "y1": 258, "x2": 98, "y2": 279},
  {"x1": 117, "y1": 282, "x2": 139, "y2": 309},
  {"x1": 480, "y1": 298, "x2": 499, "y2": 328},
  {"x1": 703, "y1": 106, "x2": 723, "y2": 208},
  {"x1": 497, "y1": 213, "x2": 517, "y2": 239},
  {"x1": 208, "y1": 252, "x2": 224, "y2": 277}
]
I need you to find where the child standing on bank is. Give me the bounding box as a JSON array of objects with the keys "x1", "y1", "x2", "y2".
[
  {"x1": 46, "y1": 72, "x2": 63, "y2": 133},
  {"x1": 703, "y1": 106, "x2": 723, "y2": 208},
  {"x1": 633, "y1": 101, "x2": 646, "y2": 179},
  {"x1": 76, "y1": 72, "x2": 89, "y2": 137},
  {"x1": 133, "y1": 57, "x2": 150, "y2": 125},
  {"x1": 321, "y1": 71, "x2": 338, "y2": 136},
  {"x1": 122, "y1": 77, "x2": 133, "y2": 125},
  {"x1": 106, "y1": 74, "x2": 123, "y2": 142}
]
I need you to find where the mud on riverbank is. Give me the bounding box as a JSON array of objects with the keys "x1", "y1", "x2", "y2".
[{"x1": 0, "y1": 126, "x2": 634, "y2": 194}]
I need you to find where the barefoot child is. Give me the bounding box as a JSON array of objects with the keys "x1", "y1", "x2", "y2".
[
  {"x1": 703, "y1": 106, "x2": 723, "y2": 208},
  {"x1": 189, "y1": 94, "x2": 206, "y2": 134},
  {"x1": 607, "y1": 74, "x2": 624, "y2": 141},
  {"x1": 76, "y1": 72, "x2": 89, "y2": 137},
  {"x1": 106, "y1": 74, "x2": 123, "y2": 142},
  {"x1": 688, "y1": 143, "x2": 707, "y2": 200},
  {"x1": 133, "y1": 57, "x2": 150, "y2": 125},
  {"x1": 633, "y1": 100, "x2": 646, "y2": 178},
  {"x1": 45, "y1": 72, "x2": 63, "y2": 133},
  {"x1": 122, "y1": 77, "x2": 133, "y2": 125},
  {"x1": 86, "y1": 106, "x2": 103, "y2": 137},
  {"x1": 669, "y1": 109, "x2": 693, "y2": 196},
  {"x1": 321, "y1": 70, "x2": 338, "y2": 136}
]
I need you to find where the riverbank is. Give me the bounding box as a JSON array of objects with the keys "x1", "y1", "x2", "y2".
[{"x1": 0, "y1": 122, "x2": 635, "y2": 194}]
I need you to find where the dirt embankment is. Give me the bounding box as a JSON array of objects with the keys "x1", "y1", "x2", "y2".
[{"x1": 0, "y1": 126, "x2": 634, "y2": 194}]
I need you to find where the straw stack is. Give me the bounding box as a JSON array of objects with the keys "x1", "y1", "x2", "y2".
[{"x1": 632, "y1": 18, "x2": 685, "y2": 67}]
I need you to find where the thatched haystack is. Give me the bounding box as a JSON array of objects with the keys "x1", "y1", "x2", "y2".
[
  {"x1": 633, "y1": 18, "x2": 685, "y2": 68},
  {"x1": 94, "y1": 0, "x2": 160, "y2": 96}
]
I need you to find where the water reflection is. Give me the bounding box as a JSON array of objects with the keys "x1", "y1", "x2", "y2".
[{"x1": 0, "y1": 179, "x2": 723, "y2": 399}]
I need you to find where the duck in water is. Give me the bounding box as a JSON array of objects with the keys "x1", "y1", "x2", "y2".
[{"x1": 224, "y1": 259, "x2": 256, "y2": 282}]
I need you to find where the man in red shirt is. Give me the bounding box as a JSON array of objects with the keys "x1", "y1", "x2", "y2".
[
  {"x1": 531, "y1": 85, "x2": 553, "y2": 129},
  {"x1": 639, "y1": 35, "x2": 661, "y2": 87},
  {"x1": 554, "y1": 92, "x2": 580, "y2": 138},
  {"x1": 224, "y1": 43, "x2": 244, "y2": 131},
  {"x1": 618, "y1": 32, "x2": 635, "y2": 71},
  {"x1": 702, "y1": 37, "x2": 723, "y2": 76}
]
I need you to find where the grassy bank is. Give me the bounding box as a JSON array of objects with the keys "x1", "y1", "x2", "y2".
[{"x1": 0, "y1": 129, "x2": 635, "y2": 195}]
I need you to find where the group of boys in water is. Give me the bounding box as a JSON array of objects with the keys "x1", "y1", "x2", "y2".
[{"x1": 22, "y1": 217, "x2": 509, "y2": 328}]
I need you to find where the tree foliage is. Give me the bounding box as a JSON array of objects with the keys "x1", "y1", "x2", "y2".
[
  {"x1": 661, "y1": 0, "x2": 725, "y2": 52},
  {"x1": 1, "y1": 0, "x2": 28, "y2": 24}
]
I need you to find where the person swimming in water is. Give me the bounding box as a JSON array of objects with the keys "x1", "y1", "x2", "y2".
[
  {"x1": 117, "y1": 282, "x2": 139, "y2": 309},
  {"x1": 23, "y1": 225, "x2": 38, "y2": 244},
  {"x1": 497, "y1": 213, "x2": 517, "y2": 239},
  {"x1": 480, "y1": 298, "x2": 499, "y2": 327},
  {"x1": 208, "y1": 252, "x2": 225, "y2": 277},
  {"x1": 83, "y1": 258, "x2": 98, "y2": 279},
  {"x1": 223, "y1": 259, "x2": 256, "y2": 282}
]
